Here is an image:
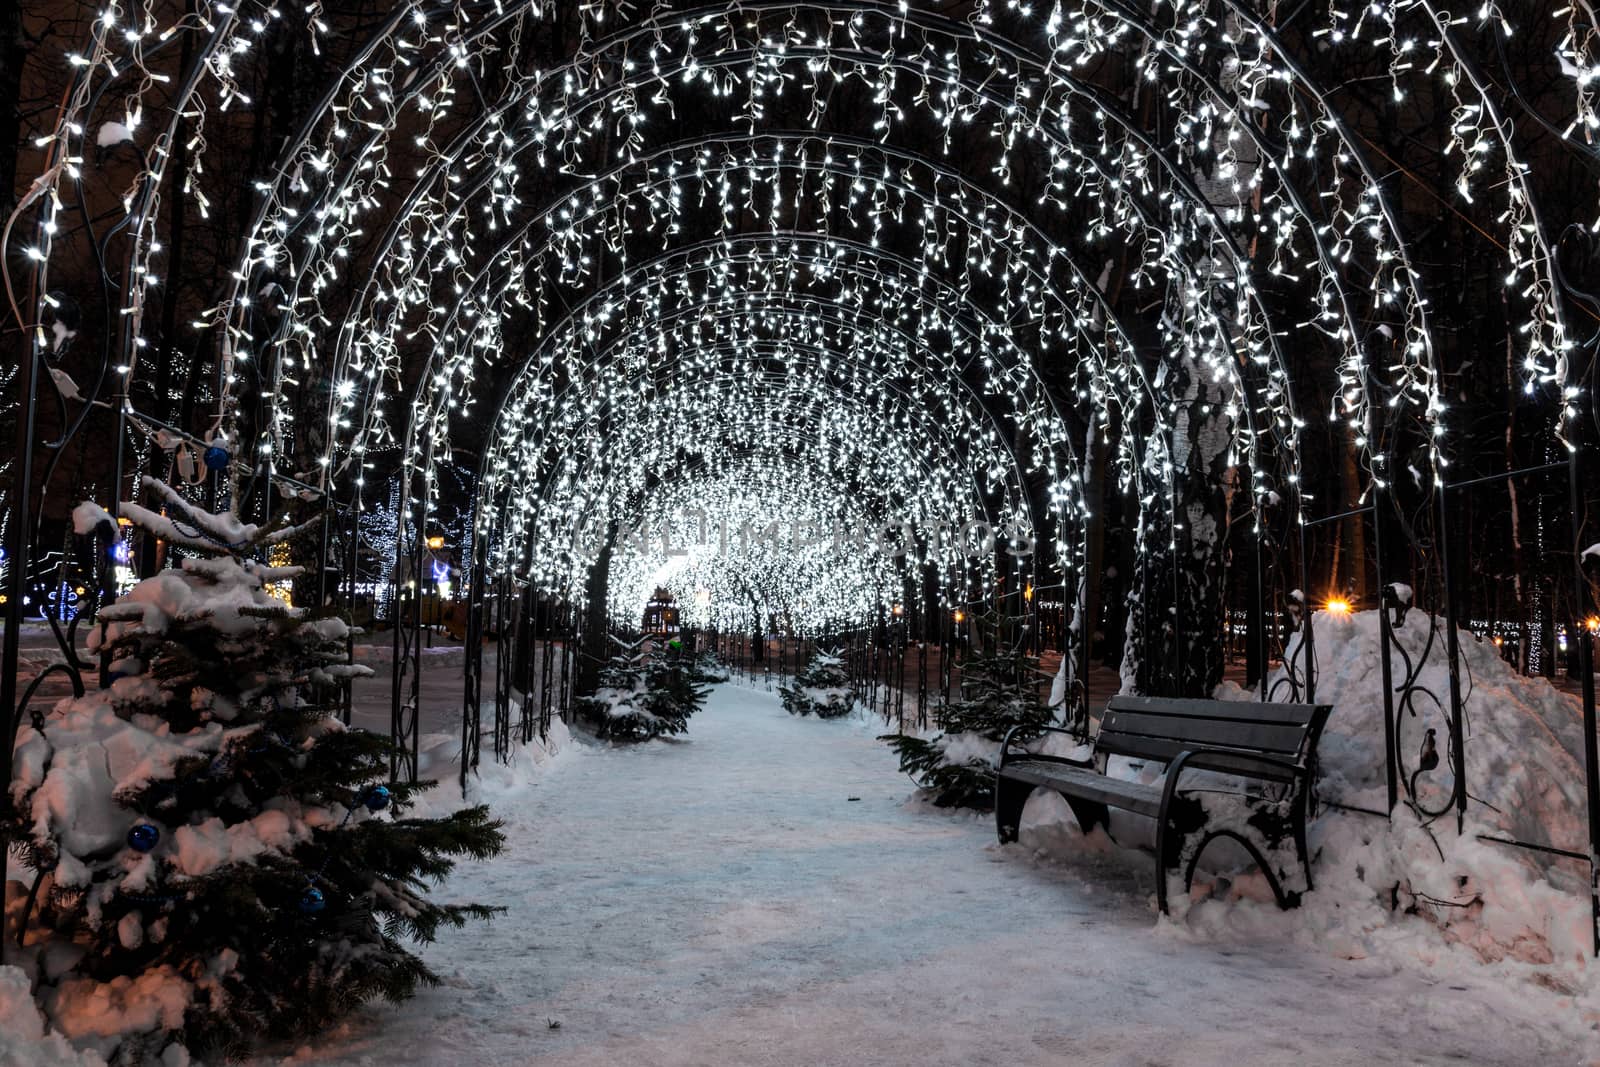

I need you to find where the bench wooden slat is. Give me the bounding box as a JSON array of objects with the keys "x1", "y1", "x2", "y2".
[
  {"x1": 1001, "y1": 760, "x2": 1164, "y2": 817},
  {"x1": 1101, "y1": 736, "x2": 1303, "y2": 781},
  {"x1": 1106, "y1": 694, "x2": 1324, "y2": 728},
  {"x1": 1098, "y1": 710, "x2": 1309, "y2": 757}
]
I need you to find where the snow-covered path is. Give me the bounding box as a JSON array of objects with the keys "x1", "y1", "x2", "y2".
[{"x1": 267, "y1": 684, "x2": 1578, "y2": 1067}]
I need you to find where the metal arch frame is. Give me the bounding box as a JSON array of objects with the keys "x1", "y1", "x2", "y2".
[
  {"x1": 9, "y1": 0, "x2": 1350, "y2": 643},
  {"x1": 502, "y1": 373, "x2": 1018, "y2": 594},
  {"x1": 197, "y1": 0, "x2": 1445, "y2": 463},
  {"x1": 223, "y1": 8, "x2": 1349, "y2": 502},
  {"x1": 454, "y1": 241, "x2": 1102, "y2": 624},
  {"x1": 430, "y1": 225, "x2": 1158, "y2": 756},
  {"x1": 444, "y1": 227, "x2": 1171, "y2": 675},
  {"x1": 482, "y1": 298, "x2": 1074, "y2": 516},
  {"x1": 296, "y1": 76, "x2": 1324, "y2": 697},
  {"x1": 309, "y1": 64, "x2": 1316, "y2": 467},
  {"x1": 10, "y1": 3, "x2": 1470, "y2": 590},
  {"x1": 413, "y1": 228, "x2": 1102, "y2": 553},
  {"x1": 196, "y1": 12, "x2": 1337, "y2": 729},
  {"x1": 326, "y1": 141, "x2": 1153, "y2": 501},
  {"x1": 364, "y1": 115, "x2": 1302, "y2": 704}
]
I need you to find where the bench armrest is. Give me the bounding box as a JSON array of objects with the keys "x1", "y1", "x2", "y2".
[
  {"x1": 998, "y1": 724, "x2": 1092, "y2": 771},
  {"x1": 1157, "y1": 746, "x2": 1308, "y2": 821}
]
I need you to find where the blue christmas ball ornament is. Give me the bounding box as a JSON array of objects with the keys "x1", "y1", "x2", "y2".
[
  {"x1": 126, "y1": 823, "x2": 160, "y2": 852},
  {"x1": 202, "y1": 443, "x2": 230, "y2": 471},
  {"x1": 299, "y1": 887, "x2": 326, "y2": 914},
  {"x1": 363, "y1": 785, "x2": 392, "y2": 812}
]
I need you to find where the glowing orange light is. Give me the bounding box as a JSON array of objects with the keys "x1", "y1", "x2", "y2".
[
  {"x1": 953, "y1": 610, "x2": 966, "y2": 623},
  {"x1": 1326, "y1": 597, "x2": 1352, "y2": 616},
  {"x1": 426, "y1": 535, "x2": 445, "y2": 551},
  {"x1": 1587, "y1": 617, "x2": 1600, "y2": 634},
  {"x1": 891, "y1": 602, "x2": 903, "y2": 617},
  {"x1": 1023, "y1": 583, "x2": 1034, "y2": 602}
]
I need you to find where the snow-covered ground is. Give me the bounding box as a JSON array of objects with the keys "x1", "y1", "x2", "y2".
[{"x1": 244, "y1": 683, "x2": 1594, "y2": 1066}]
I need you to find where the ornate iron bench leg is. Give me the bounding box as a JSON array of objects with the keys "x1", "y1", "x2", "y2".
[
  {"x1": 1155, "y1": 791, "x2": 1207, "y2": 914},
  {"x1": 1162, "y1": 795, "x2": 1309, "y2": 912},
  {"x1": 995, "y1": 774, "x2": 1032, "y2": 844}
]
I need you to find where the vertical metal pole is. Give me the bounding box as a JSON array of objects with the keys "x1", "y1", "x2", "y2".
[
  {"x1": 389, "y1": 515, "x2": 408, "y2": 780},
  {"x1": 1436, "y1": 482, "x2": 1468, "y2": 833},
  {"x1": 1298, "y1": 512, "x2": 1317, "y2": 704},
  {"x1": 557, "y1": 602, "x2": 571, "y2": 721},
  {"x1": 1373, "y1": 483, "x2": 1399, "y2": 814},
  {"x1": 461, "y1": 553, "x2": 484, "y2": 796},
  {"x1": 0, "y1": 335, "x2": 43, "y2": 966},
  {"x1": 341, "y1": 500, "x2": 360, "y2": 726},
  {"x1": 1251, "y1": 486, "x2": 1269, "y2": 703},
  {"x1": 1567, "y1": 452, "x2": 1600, "y2": 957}
]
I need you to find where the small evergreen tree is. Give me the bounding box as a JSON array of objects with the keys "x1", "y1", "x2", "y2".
[
  {"x1": 577, "y1": 636, "x2": 709, "y2": 741},
  {"x1": 689, "y1": 648, "x2": 730, "y2": 684},
  {"x1": 779, "y1": 651, "x2": 854, "y2": 718},
  {"x1": 880, "y1": 620, "x2": 1053, "y2": 809},
  {"x1": 2, "y1": 479, "x2": 505, "y2": 1063}
]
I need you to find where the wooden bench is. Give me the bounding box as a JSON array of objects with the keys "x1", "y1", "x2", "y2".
[{"x1": 996, "y1": 694, "x2": 1332, "y2": 913}]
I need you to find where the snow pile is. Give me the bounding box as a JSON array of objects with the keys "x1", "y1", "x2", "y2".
[
  {"x1": 1273, "y1": 609, "x2": 1592, "y2": 857},
  {"x1": 1020, "y1": 607, "x2": 1600, "y2": 992},
  {"x1": 0, "y1": 966, "x2": 106, "y2": 1067},
  {"x1": 408, "y1": 715, "x2": 576, "y2": 819},
  {"x1": 46, "y1": 968, "x2": 194, "y2": 1057}
]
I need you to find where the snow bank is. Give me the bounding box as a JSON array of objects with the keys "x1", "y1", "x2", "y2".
[
  {"x1": 408, "y1": 712, "x2": 576, "y2": 818},
  {"x1": 0, "y1": 966, "x2": 106, "y2": 1067},
  {"x1": 1020, "y1": 608, "x2": 1600, "y2": 1003}
]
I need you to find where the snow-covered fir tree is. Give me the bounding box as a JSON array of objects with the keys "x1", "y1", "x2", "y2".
[
  {"x1": 577, "y1": 636, "x2": 709, "y2": 741},
  {"x1": 689, "y1": 649, "x2": 730, "y2": 684},
  {"x1": 2, "y1": 478, "x2": 504, "y2": 1063},
  {"x1": 779, "y1": 651, "x2": 853, "y2": 718},
  {"x1": 880, "y1": 620, "x2": 1054, "y2": 809}
]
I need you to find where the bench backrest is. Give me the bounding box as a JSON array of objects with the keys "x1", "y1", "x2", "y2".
[{"x1": 1097, "y1": 695, "x2": 1331, "y2": 782}]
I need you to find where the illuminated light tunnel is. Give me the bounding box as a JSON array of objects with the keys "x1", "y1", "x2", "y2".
[{"x1": 6, "y1": 0, "x2": 1598, "y2": 887}]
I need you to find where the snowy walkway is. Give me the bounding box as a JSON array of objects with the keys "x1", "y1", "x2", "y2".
[{"x1": 266, "y1": 685, "x2": 1577, "y2": 1067}]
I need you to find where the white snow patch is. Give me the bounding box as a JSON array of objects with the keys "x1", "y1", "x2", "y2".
[
  {"x1": 0, "y1": 967, "x2": 106, "y2": 1067},
  {"x1": 71, "y1": 501, "x2": 114, "y2": 537},
  {"x1": 96, "y1": 122, "x2": 134, "y2": 147}
]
